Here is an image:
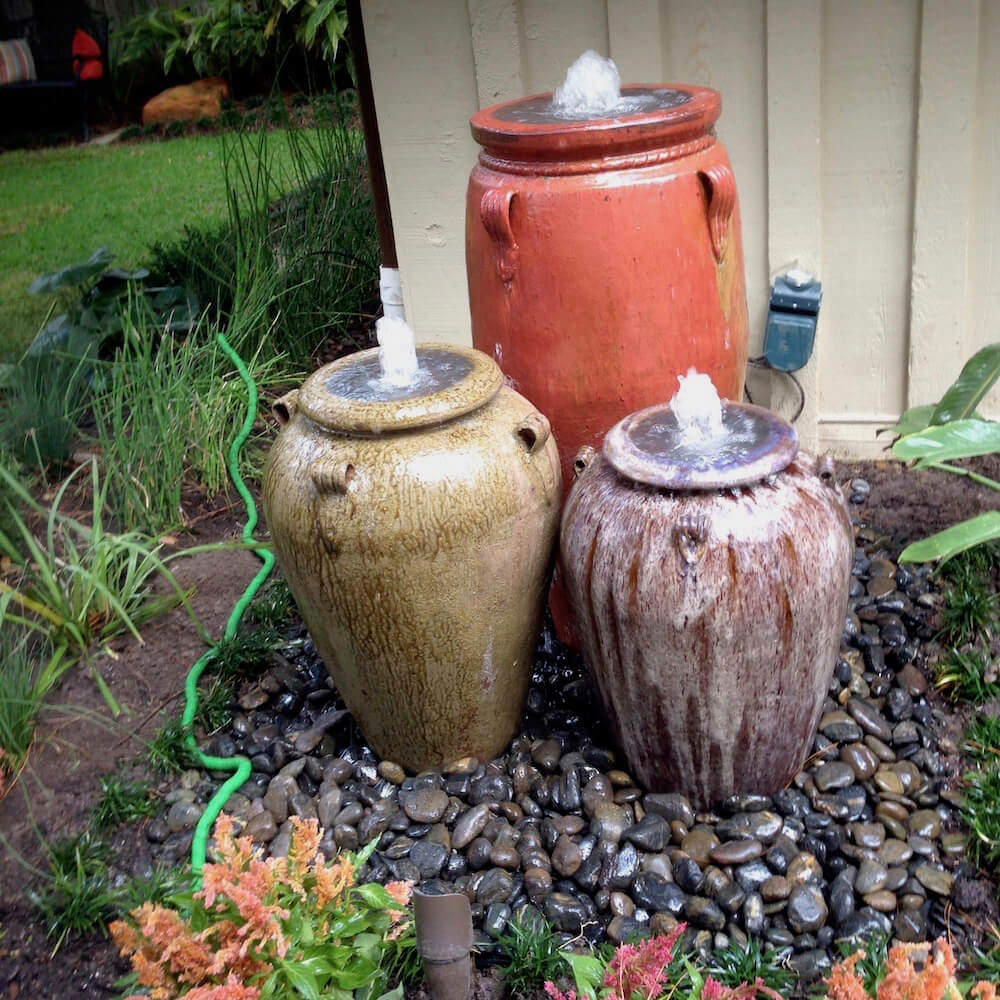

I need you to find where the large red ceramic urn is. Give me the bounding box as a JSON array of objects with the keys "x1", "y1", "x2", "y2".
[
  {"x1": 466, "y1": 84, "x2": 749, "y2": 494},
  {"x1": 560, "y1": 399, "x2": 853, "y2": 810}
]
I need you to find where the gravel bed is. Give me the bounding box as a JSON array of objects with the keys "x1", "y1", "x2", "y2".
[{"x1": 147, "y1": 496, "x2": 985, "y2": 984}]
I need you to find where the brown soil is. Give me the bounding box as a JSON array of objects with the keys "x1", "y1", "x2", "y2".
[
  {"x1": 0, "y1": 512, "x2": 260, "y2": 999},
  {"x1": 0, "y1": 457, "x2": 997, "y2": 998}
]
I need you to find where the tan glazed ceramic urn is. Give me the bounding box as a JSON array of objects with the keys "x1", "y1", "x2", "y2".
[
  {"x1": 560, "y1": 398, "x2": 853, "y2": 810},
  {"x1": 263, "y1": 344, "x2": 561, "y2": 774}
]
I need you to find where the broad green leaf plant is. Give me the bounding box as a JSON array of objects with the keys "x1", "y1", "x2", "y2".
[{"x1": 880, "y1": 343, "x2": 1000, "y2": 565}]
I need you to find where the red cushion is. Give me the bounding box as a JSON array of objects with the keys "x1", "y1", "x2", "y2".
[{"x1": 72, "y1": 29, "x2": 101, "y2": 59}]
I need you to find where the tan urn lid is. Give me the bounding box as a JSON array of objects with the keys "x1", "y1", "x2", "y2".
[{"x1": 297, "y1": 344, "x2": 503, "y2": 435}]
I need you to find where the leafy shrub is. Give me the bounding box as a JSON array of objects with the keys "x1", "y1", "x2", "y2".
[
  {"x1": 113, "y1": 1, "x2": 348, "y2": 94},
  {"x1": 165, "y1": 120, "x2": 186, "y2": 138},
  {"x1": 120, "y1": 124, "x2": 142, "y2": 140},
  {"x1": 882, "y1": 343, "x2": 1000, "y2": 564},
  {"x1": 112, "y1": 814, "x2": 416, "y2": 1000}
]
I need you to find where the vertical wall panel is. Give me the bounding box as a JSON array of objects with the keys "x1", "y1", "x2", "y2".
[
  {"x1": 907, "y1": 0, "x2": 979, "y2": 409},
  {"x1": 362, "y1": 0, "x2": 480, "y2": 343},
  {"x1": 766, "y1": 0, "x2": 822, "y2": 448},
  {"x1": 818, "y1": 0, "x2": 919, "y2": 448},
  {"x1": 520, "y1": 0, "x2": 610, "y2": 93},
  {"x1": 968, "y1": 0, "x2": 1000, "y2": 414}
]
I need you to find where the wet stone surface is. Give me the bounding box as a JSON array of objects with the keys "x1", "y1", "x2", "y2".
[{"x1": 150, "y1": 521, "x2": 983, "y2": 974}]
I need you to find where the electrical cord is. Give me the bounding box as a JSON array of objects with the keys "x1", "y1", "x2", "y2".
[
  {"x1": 744, "y1": 355, "x2": 805, "y2": 423},
  {"x1": 184, "y1": 332, "x2": 275, "y2": 881}
]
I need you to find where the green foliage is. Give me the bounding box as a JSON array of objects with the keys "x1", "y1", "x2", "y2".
[
  {"x1": 704, "y1": 938, "x2": 794, "y2": 996},
  {"x1": 938, "y1": 568, "x2": 998, "y2": 646},
  {"x1": 496, "y1": 915, "x2": 567, "y2": 996},
  {"x1": 884, "y1": 344, "x2": 1000, "y2": 565},
  {"x1": 209, "y1": 626, "x2": 281, "y2": 683},
  {"x1": 836, "y1": 934, "x2": 889, "y2": 995},
  {"x1": 935, "y1": 647, "x2": 1000, "y2": 704},
  {"x1": 88, "y1": 311, "x2": 288, "y2": 534},
  {"x1": 166, "y1": 120, "x2": 187, "y2": 138},
  {"x1": 147, "y1": 717, "x2": 198, "y2": 775},
  {"x1": 148, "y1": 116, "x2": 378, "y2": 363},
  {"x1": 26, "y1": 246, "x2": 198, "y2": 365},
  {"x1": 0, "y1": 351, "x2": 90, "y2": 471},
  {"x1": 195, "y1": 675, "x2": 236, "y2": 733},
  {"x1": 113, "y1": 0, "x2": 348, "y2": 88},
  {"x1": 247, "y1": 575, "x2": 298, "y2": 630},
  {"x1": 29, "y1": 833, "x2": 120, "y2": 950},
  {"x1": 0, "y1": 461, "x2": 193, "y2": 673},
  {"x1": 120, "y1": 124, "x2": 142, "y2": 140},
  {"x1": 963, "y1": 713, "x2": 1000, "y2": 766},
  {"x1": 92, "y1": 774, "x2": 157, "y2": 829},
  {"x1": 0, "y1": 631, "x2": 44, "y2": 793},
  {"x1": 113, "y1": 822, "x2": 414, "y2": 1000},
  {"x1": 961, "y1": 763, "x2": 1000, "y2": 872}
]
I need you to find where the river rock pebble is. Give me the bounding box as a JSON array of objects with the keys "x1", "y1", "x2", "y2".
[{"x1": 152, "y1": 526, "x2": 977, "y2": 969}]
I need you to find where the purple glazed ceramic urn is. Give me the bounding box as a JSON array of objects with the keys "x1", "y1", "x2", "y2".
[{"x1": 559, "y1": 398, "x2": 853, "y2": 810}]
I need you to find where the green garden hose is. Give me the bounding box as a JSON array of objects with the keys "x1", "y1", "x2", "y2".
[{"x1": 184, "y1": 332, "x2": 275, "y2": 878}]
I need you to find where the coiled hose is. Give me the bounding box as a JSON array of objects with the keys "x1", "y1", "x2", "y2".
[{"x1": 183, "y1": 333, "x2": 275, "y2": 879}]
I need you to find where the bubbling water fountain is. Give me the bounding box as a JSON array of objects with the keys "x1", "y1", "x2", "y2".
[{"x1": 561, "y1": 378, "x2": 853, "y2": 809}]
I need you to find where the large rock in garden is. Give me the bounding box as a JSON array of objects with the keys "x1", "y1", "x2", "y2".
[{"x1": 142, "y1": 77, "x2": 230, "y2": 125}]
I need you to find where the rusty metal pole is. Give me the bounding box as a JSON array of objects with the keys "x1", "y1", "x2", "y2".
[{"x1": 346, "y1": 0, "x2": 404, "y2": 320}]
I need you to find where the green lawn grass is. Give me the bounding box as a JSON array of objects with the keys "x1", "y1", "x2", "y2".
[{"x1": 0, "y1": 133, "x2": 304, "y2": 359}]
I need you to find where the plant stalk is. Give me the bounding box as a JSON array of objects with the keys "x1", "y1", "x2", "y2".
[{"x1": 927, "y1": 461, "x2": 1000, "y2": 492}]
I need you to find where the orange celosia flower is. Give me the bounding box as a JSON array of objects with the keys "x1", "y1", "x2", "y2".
[
  {"x1": 314, "y1": 854, "x2": 355, "y2": 909},
  {"x1": 973, "y1": 982, "x2": 999, "y2": 1000},
  {"x1": 385, "y1": 880, "x2": 414, "y2": 916},
  {"x1": 825, "y1": 949, "x2": 869, "y2": 1000},
  {"x1": 877, "y1": 940, "x2": 961, "y2": 1000},
  {"x1": 183, "y1": 973, "x2": 261, "y2": 999}
]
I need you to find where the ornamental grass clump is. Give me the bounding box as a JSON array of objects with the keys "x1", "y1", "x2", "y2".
[
  {"x1": 111, "y1": 813, "x2": 415, "y2": 1000},
  {"x1": 826, "y1": 937, "x2": 997, "y2": 1000}
]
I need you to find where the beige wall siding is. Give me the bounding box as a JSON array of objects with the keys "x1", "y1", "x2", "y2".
[{"x1": 363, "y1": 0, "x2": 999, "y2": 457}]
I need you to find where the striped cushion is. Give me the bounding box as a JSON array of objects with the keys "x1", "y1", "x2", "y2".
[{"x1": 0, "y1": 38, "x2": 36, "y2": 85}]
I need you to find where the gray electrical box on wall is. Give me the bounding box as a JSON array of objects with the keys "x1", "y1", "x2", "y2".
[{"x1": 764, "y1": 271, "x2": 822, "y2": 373}]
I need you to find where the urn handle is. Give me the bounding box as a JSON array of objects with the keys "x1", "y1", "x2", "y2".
[
  {"x1": 698, "y1": 163, "x2": 736, "y2": 263},
  {"x1": 572, "y1": 445, "x2": 596, "y2": 478},
  {"x1": 480, "y1": 188, "x2": 520, "y2": 283},
  {"x1": 516, "y1": 412, "x2": 551, "y2": 455},
  {"x1": 674, "y1": 513, "x2": 709, "y2": 566},
  {"x1": 272, "y1": 389, "x2": 299, "y2": 425},
  {"x1": 311, "y1": 456, "x2": 356, "y2": 495}
]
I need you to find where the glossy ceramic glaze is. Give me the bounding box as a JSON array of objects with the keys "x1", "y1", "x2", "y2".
[
  {"x1": 560, "y1": 405, "x2": 852, "y2": 809},
  {"x1": 466, "y1": 83, "x2": 749, "y2": 495},
  {"x1": 263, "y1": 345, "x2": 561, "y2": 773}
]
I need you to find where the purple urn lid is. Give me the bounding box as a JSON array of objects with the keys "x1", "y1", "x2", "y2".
[{"x1": 602, "y1": 400, "x2": 799, "y2": 490}]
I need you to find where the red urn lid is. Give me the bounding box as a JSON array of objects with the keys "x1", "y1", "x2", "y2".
[
  {"x1": 470, "y1": 84, "x2": 720, "y2": 167},
  {"x1": 602, "y1": 401, "x2": 799, "y2": 491}
]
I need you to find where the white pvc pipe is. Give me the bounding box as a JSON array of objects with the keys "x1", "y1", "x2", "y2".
[{"x1": 379, "y1": 265, "x2": 406, "y2": 322}]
